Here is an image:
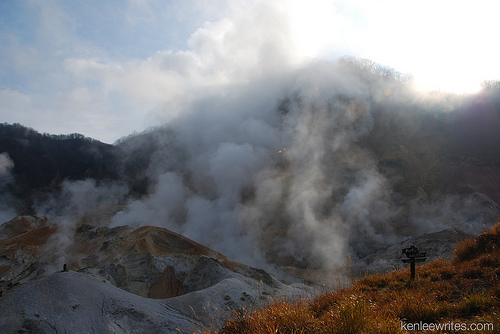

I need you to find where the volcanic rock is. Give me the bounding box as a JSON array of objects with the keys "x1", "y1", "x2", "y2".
[
  {"x1": 183, "y1": 256, "x2": 230, "y2": 293},
  {"x1": 0, "y1": 213, "x2": 314, "y2": 331},
  {"x1": 0, "y1": 271, "x2": 200, "y2": 333},
  {"x1": 148, "y1": 266, "x2": 185, "y2": 299}
]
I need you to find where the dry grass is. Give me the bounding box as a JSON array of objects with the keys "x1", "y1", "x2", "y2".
[{"x1": 206, "y1": 219, "x2": 500, "y2": 333}]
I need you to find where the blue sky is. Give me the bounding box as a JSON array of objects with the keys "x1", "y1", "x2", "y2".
[{"x1": 1, "y1": 0, "x2": 499, "y2": 143}]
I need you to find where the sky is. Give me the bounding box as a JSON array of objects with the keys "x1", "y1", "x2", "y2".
[{"x1": 0, "y1": 0, "x2": 499, "y2": 144}]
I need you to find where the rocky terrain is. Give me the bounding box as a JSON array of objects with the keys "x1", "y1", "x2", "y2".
[
  {"x1": 0, "y1": 271, "x2": 201, "y2": 333},
  {"x1": 0, "y1": 208, "x2": 312, "y2": 332}
]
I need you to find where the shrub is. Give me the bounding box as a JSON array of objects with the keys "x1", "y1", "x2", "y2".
[
  {"x1": 455, "y1": 220, "x2": 500, "y2": 262},
  {"x1": 454, "y1": 238, "x2": 479, "y2": 262}
]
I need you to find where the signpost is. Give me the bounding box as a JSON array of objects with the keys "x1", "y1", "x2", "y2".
[{"x1": 402, "y1": 245, "x2": 426, "y2": 280}]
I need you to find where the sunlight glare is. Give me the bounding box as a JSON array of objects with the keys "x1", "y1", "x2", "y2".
[
  {"x1": 288, "y1": 0, "x2": 338, "y2": 60},
  {"x1": 342, "y1": 0, "x2": 500, "y2": 94}
]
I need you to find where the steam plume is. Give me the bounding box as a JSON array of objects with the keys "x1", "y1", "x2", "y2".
[{"x1": 108, "y1": 60, "x2": 499, "y2": 269}]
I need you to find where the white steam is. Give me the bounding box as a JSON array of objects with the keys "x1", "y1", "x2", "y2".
[
  {"x1": 108, "y1": 62, "x2": 405, "y2": 269},
  {"x1": 0, "y1": 153, "x2": 17, "y2": 223},
  {"x1": 40, "y1": 217, "x2": 75, "y2": 275},
  {"x1": 106, "y1": 58, "x2": 498, "y2": 270},
  {"x1": 0, "y1": 152, "x2": 14, "y2": 176},
  {"x1": 37, "y1": 178, "x2": 129, "y2": 274}
]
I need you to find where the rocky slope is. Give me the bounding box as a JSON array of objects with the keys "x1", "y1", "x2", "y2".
[
  {"x1": 0, "y1": 271, "x2": 201, "y2": 333},
  {"x1": 0, "y1": 209, "x2": 312, "y2": 332}
]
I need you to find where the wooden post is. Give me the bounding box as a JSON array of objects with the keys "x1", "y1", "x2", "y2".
[{"x1": 402, "y1": 246, "x2": 426, "y2": 280}]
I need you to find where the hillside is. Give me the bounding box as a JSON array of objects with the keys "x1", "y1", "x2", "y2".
[
  {"x1": 363, "y1": 89, "x2": 500, "y2": 204},
  {"x1": 0, "y1": 123, "x2": 118, "y2": 213},
  {"x1": 213, "y1": 219, "x2": 500, "y2": 333},
  {"x1": 0, "y1": 123, "x2": 183, "y2": 214}
]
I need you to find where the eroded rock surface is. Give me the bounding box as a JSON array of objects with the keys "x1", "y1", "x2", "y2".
[
  {"x1": 149, "y1": 266, "x2": 185, "y2": 299},
  {"x1": 0, "y1": 212, "x2": 313, "y2": 331},
  {"x1": 0, "y1": 271, "x2": 200, "y2": 333}
]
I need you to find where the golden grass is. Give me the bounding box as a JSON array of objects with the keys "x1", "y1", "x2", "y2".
[{"x1": 207, "y1": 219, "x2": 500, "y2": 334}]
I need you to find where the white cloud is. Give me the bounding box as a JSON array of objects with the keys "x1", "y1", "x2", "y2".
[
  {"x1": 0, "y1": 89, "x2": 33, "y2": 112},
  {"x1": 52, "y1": 0, "x2": 305, "y2": 136}
]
